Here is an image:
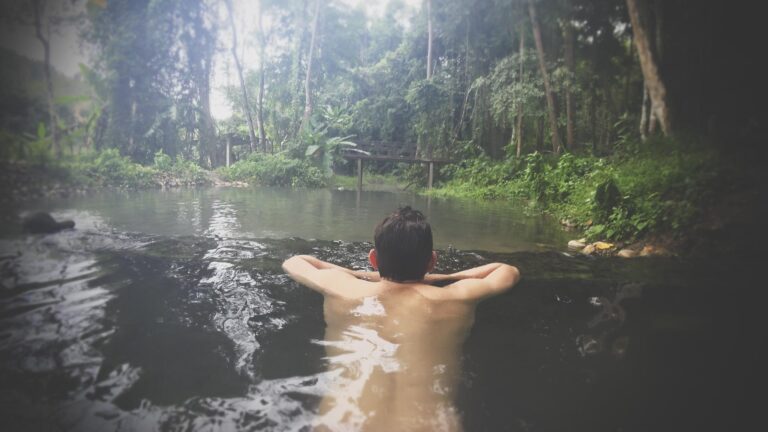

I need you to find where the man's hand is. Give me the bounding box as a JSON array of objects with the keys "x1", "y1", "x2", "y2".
[
  {"x1": 284, "y1": 255, "x2": 380, "y2": 281},
  {"x1": 424, "y1": 263, "x2": 509, "y2": 283},
  {"x1": 437, "y1": 262, "x2": 520, "y2": 301}
]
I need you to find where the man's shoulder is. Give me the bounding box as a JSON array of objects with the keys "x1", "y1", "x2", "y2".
[
  {"x1": 411, "y1": 280, "x2": 480, "y2": 302},
  {"x1": 321, "y1": 277, "x2": 386, "y2": 300}
]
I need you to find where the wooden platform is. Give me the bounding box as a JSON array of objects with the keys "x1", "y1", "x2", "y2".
[{"x1": 342, "y1": 141, "x2": 455, "y2": 190}]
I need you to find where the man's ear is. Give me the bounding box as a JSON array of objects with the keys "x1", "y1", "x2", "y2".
[
  {"x1": 427, "y1": 251, "x2": 437, "y2": 272},
  {"x1": 368, "y1": 248, "x2": 379, "y2": 270}
]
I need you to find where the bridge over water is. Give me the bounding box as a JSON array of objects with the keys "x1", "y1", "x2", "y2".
[{"x1": 342, "y1": 141, "x2": 455, "y2": 190}]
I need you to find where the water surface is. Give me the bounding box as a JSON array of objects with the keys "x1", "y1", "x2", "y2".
[
  {"x1": 1, "y1": 187, "x2": 572, "y2": 252},
  {"x1": 0, "y1": 187, "x2": 758, "y2": 431}
]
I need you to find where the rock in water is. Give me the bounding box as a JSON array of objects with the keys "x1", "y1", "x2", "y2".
[
  {"x1": 568, "y1": 239, "x2": 586, "y2": 250},
  {"x1": 21, "y1": 212, "x2": 75, "y2": 234}
]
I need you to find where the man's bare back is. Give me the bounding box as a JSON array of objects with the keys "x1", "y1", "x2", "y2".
[
  {"x1": 283, "y1": 206, "x2": 518, "y2": 431},
  {"x1": 283, "y1": 257, "x2": 520, "y2": 431}
]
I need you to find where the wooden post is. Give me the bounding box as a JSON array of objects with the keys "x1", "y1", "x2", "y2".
[
  {"x1": 356, "y1": 188, "x2": 361, "y2": 210},
  {"x1": 226, "y1": 137, "x2": 231, "y2": 167},
  {"x1": 357, "y1": 159, "x2": 363, "y2": 191},
  {"x1": 427, "y1": 161, "x2": 434, "y2": 190}
]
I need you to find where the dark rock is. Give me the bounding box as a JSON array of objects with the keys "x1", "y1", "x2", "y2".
[{"x1": 21, "y1": 212, "x2": 75, "y2": 234}]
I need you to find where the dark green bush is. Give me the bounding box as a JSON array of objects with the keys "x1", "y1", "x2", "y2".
[
  {"x1": 433, "y1": 139, "x2": 722, "y2": 242},
  {"x1": 69, "y1": 149, "x2": 156, "y2": 188},
  {"x1": 217, "y1": 153, "x2": 326, "y2": 188},
  {"x1": 153, "y1": 150, "x2": 208, "y2": 185}
]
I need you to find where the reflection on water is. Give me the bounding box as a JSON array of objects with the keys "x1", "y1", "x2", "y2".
[
  {"x1": 314, "y1": 324, "x2": 401, "y2": 430},
  {"x1": 0, "y1": 188, "x2": 759, "y2": 430},
  {"x1": 4, "y1": 187, "x2": 573, "y2": 252}
]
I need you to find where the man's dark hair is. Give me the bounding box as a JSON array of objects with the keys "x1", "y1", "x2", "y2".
[{"x1": 374, "y1": 206, "x2": 433, "y2": 282}]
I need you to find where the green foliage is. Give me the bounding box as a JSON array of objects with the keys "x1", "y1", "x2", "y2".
[
  {"x1": 153, "y1": 150, "x2": 173, "y2": 171},
  {"x1": 24, "y1": 123, "x2": 54, "y2": 165},
  {"x1": 594, "y1": 178, "x2": 621, "y2": 219},
  {"x1": 8, "y1": 148, "x2": 212, "y2": 190},
  {"x1": 405, "y1": 79, "x2": 451, "y2": 157},
  {"x1": 153, "y1": 150, "x2": 208, "y2": 185},
  {"x1": 434, "y1": 139, "x2": 721, "y2": 242},
  {"x1": 84, "y1": 0, "x2": 217, "y2": 163},
  {"x1": 487, "y1": 53, "x2": 544, "y2": 127},
  {"x1": 67, "y1": 149, "x2": 156, "y2": 188},
  {"x1": 296, "y1": 120, "x2": 358, "y2": 177},
  {"x1": 218, "y1": 153, "x2": 325, "y2": 188}
]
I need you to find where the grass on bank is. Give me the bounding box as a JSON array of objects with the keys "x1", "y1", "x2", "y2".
[
  {"x1": 431, "y1": 139, "x2": 727, "y2": 243},
  {"x1": 330, "y1": 172, "x2": 408, "y2": 191}
]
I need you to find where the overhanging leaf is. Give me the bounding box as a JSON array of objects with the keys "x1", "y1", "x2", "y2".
[{"x1": 305, "y1": 145, "x2": 321, "y2": 157}]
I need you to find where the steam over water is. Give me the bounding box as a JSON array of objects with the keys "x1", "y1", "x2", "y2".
[{"x1": 0, "y1": 188, "x2": 759, "y2": 431}]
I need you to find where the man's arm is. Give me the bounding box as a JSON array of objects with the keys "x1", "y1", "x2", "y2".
[
  {"x1": 282, "y1": 255, "x2": 373, "y2": 296},
  {"x1": 440, "y1": 262, "x2": 520, "y2": 301},
  {"x1": 290, "y1": 255, "x2": 381, "y2": 281}
]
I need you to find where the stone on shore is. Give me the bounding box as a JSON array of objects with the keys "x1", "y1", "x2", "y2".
[
  {"x1": 617, "y1": 248, "x2": 638, "y2": 258},
  {"x1": 581, "y1": 241, "x2": 615, "y2": 256},
  {"x1": 639, "y1": 245, "x2": 671, "y2": 257}
]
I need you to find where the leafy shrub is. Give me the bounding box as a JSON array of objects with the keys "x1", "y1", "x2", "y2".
[
  {"x1": 69, "y1": 148, "x2": 156, "y2": 188},
  {"x1": 154, "y1": 150, "x2": 208, "y2": 185},
  {"x1": 153, "y1": 149, "x2": 173, "y2": 171},
  {"x1": 218, "y1": 153, "x2": 325, "y2": 188},
  {"x1": 434, "y1": 138, "x2": 722, "y2": 242},
  {"x1": 593, "y1": 178, "x2": 621, "y2": 221}
]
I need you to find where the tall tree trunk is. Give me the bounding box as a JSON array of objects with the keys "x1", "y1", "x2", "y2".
[
  {"x1": 256, "y1": 0, "x2": 267, "y2": 152},
  {"x1": 528, "y1": 0, "x2": 561, "y2": 154},
  {"x1": 563, "y1": 15, "x2": 576, "y2": 150},
  {"x1": 648, "y1": 99, "x2": 658, "y2": 134},
  {"x1": 426, "y1": 0, "x2": 433, "y2": 79},
  {"x1": 225, "y1": 0, "x2": 258, "y2": 152},
  {"x1": 639, "y1": 84, "x2": 649, "y2": 140},
  {"x1": 199, "y1": 60, "x2": 216, "y2": 168},
  {"x1": 623, "y1": 38, "x2": 633, "y2": 114},
  {"x1": 626, "y1": 0, "x2": 671, "y2": 135},
  {"x1": 536, "y1": 116, "x2": 545, "y2": 152},
  {"x1": 129, "y1": 97, "x2": 136, "y2": 156},
  {"x1": 32, "y1": 0, "x2": 59, "y2": 157},
  {"x1": 653, "y1": 0, "x2": 663, "y2": 61},
  {"x1": 516, "y1": 20, "x2": 525, "y2": 158},
  {"x1": 301, "y1": 0, "x2": 321, "y2": 130},
  {"x1": 449, "y1": 20, "x2": 471, "y2": 149},
  {"x1": 590, "y1": 86, "x2": 598, "y2": 153},
  {"x1": 290, "y1": 0, "x2": 307, "y2": 135}
]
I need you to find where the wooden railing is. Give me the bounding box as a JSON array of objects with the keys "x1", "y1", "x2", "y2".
[
  {"x1": 341, "y1": 141, "x2": 455, "y2": 190},
  {"x1": 342, "y1": 141, "x2": 453, "y2": 163}
]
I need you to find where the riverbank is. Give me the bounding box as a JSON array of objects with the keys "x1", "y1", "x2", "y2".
[
  {"x1": 0, "y1": 150, "x2": 211, "y2": 203},
  {"x1": 3, "y1": 144, "x2": 760, "y2": 259},
  {"x1": 428, "y1": 141, "x2": 762, "y2": 258}
]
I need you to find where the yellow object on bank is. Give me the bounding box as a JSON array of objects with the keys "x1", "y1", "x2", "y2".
[{"x1": 594, "y1": 241, "x2": 614, "y2": 250}]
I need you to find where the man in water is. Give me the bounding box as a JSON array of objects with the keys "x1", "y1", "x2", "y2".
[{"x1": 282, "y1": 206, "x2": 520, "y2": 431}]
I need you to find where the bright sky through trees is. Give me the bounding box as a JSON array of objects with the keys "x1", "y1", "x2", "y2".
[{"x1": 210, "y1": 0, "x2": 420, "y2": 119}]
